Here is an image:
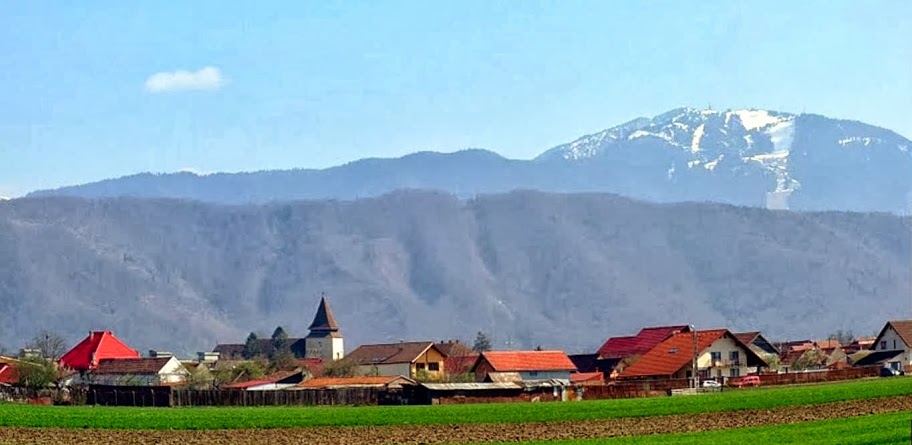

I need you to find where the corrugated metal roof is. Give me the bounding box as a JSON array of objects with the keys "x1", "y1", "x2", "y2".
[{"x1": 420, "y1": 382, "x2": 520, "y2": 390}]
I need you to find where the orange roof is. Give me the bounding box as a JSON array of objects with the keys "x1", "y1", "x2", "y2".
[
  {"x1": 815, "y1": 339, "x2": 842, "y2": 350},
  {"x1": 476, "y1": 351, "x2": 577, "y2": 372},
  {"x1": 298, "y1": 376, "x2": 405, "y2": 388},
  {"x1": 570, "y1": 371, "x2": 604, "y2": 384},
  {"x1": 620, "y1": 329, "x2": 764, "y2": 378}
]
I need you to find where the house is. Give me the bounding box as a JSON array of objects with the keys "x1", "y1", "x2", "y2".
[
  {"x1": 296, "y1": 375, "x2": 415, "y2": 390},
  {"x1": 344, "y1": 341, "x2": 446, "y2": 379},
  {"x1": 618, "y1": 329, "x2": 767, "y2": 381},
  {"x1": 88, "y1": 357, "x2": 189, "y2": 386},
  {"x1": 212, "y1": 296, "x2": 345, "y2": 361},
  {"x1": 222, "y1": 370, "x2": 307, "y2": 391},
  {"x1": 59, "y1": 331, "x2": 141, "y2": 371},
  {"x1": 733, "y1": 332, "x2": 780, "y2": 356},
  {"x1": 470, "y1": 350, "x2": 577, "y2": 382},
  {"x1": 595, "y1": 325, "x2": 692, "y2": 376},
  {"x1": 870, "y1": 320, "x2": 912, "y2": 371}
]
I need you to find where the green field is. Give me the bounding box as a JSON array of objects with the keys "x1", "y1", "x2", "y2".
[
  {"x1": 490, "y1": 410, "x2": 912, "y2": 445},
  {"x1": 0, "y1": 377, "x2": 910, "y2": 430}
]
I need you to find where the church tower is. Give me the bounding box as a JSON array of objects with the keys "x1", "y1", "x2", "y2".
[{"x1": 305, "y1": 294, "x2": 344, "y2": 361}]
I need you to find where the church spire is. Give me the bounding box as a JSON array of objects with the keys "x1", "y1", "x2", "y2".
[{"x1": 308, "y1": 293, "x2": 340, "y2": 333}]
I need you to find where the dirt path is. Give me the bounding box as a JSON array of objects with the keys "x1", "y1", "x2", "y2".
[{"x1": 2, "y1": 395, "x2": 911, "y2": 444}]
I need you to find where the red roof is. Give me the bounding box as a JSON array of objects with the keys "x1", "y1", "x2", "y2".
[
  {"x1": 223, "y1": 379, "x2": 275, "y2": 389},
  {"x1": 298, "y1": 376, "x2": 410, "y2": 388},
  {"x1": 570, "y1": 371, "x2": 604, "y2": 384},
  {"x1": 0, "y1": 363, "x2": 19, "y2": 385},
  {"x1": 476, "y1": 351, "x2": 577, "y2": 372},
  {"x1": 620, "y1": 329, "x2": 762, "y2": 378},
  {"x1": 597, "y1": 325, "x2": 691, "y2": 359},
  {"x1": 59, "y1": 331, "x2": 140, "y2": 371},
  {"x1": 94, "y1": 357, "x2": 177, "y2": 375}
]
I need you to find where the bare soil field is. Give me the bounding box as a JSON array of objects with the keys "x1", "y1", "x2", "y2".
[{"x1": 2, "y1": 395, "x2": 911, "y2": 445}]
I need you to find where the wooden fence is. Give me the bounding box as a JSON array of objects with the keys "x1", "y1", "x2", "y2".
[
  {"x1": 171, "y1": 388, "x2": 386, "y2": 407},
  {"x1": 582, "y1": 378, "x2": 692, "y2": 400},
  {"x1": 756, "y1": 366, "x2": 880, "y2": 386},
  {"x1": 87, "y1": 385, "x2": 172, "y2": 407}
]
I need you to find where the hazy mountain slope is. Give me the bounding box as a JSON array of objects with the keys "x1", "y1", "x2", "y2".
[
  {"x1": 1, "y1": 192, "x2": 910, "y2": 355},
  {"x1": 28, "y1": 108, "x2": 912, "y2": 213}
]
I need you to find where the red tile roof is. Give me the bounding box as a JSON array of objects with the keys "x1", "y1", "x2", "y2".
[
  {"x1": 620, "y1": 329, "x2": 764, "y2": 379},
  {"x1": 298, "y1": 376, "x2": 412, "y2": 388},
  {"x1": 477, "y1": 351, "x2": 577, "y2": 372},
  {"x1": 570, "y1": 371, "x2": 604, "y2": 384},
  {"x1": 877, "y1": 320, "x2": 912, "y2": 349},
  {"x1": 221, "y1": 370, "x2": 303, "y2": 389},
  {"x1": 93, "y1": 357, "x2": 178, "y2": 375},
  {"x1": 597, "y1": 325, "x2": 691, "y2": 359},
  {"x1": 733, "y1": 332, "x2": 760, "y2": 346},
  {"x1": 0, "y1": 363, "x2": 19, "y2": 385},
  {"x1": 435, "y1": 341, "x2": 475, "y2": 358},
  {"x1": 222, "y1": 379, "x2": 275, "y2": 389},
  {"x1": 59, "y1": 331, "x2": 140, "y2": 371}
]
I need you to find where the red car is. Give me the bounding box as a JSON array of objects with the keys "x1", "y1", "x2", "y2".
[{"x1": 731, "y1": 375, "x2": 761, "y2": 388}]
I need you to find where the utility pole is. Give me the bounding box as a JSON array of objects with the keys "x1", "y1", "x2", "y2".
[{"x1": 690, "y1": 324, "x2": 698, "y2": 389}]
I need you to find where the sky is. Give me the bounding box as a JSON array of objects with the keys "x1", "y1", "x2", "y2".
[{"x1": 1, "y1": 1, "x2": 910, "y2": 197}]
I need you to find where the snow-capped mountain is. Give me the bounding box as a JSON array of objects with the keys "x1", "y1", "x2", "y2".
[
  {"x1": 29, "y1": 107, "x2": 912, "y2": 213},
  {"x1": 538, "y1": 108, "x2": 912, "y2": 211}
]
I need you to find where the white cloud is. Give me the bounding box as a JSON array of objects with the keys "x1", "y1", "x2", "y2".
[{"x1": 144, "y1": 66, "x2": 225, "y2": 93}]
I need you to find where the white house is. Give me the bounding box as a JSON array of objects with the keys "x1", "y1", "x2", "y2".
[
  {"x1": 870, "y1": 320, "x2": 912, "y2": 371},
  {"x1": 89, "y1": 357, "x2": 189, "y2": 386}
]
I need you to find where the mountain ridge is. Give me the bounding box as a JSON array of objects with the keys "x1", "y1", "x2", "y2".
[
  {"x1": 1, "y1": 190, "x2": 910, "y2": 355},
  {"x1": 26, "y1": 107, "x2": 912, "y2": 213}
]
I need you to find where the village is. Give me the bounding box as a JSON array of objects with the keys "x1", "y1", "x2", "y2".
[{"x1": 1, "y1": 296, "x2": 910, "y2": 407}]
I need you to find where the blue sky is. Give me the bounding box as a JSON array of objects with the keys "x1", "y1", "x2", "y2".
[{"x1": 1, "y1": 1, "x2": 910, "y2": 197}]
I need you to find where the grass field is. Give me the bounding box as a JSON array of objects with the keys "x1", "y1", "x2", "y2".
[
  {"x1": 0, "y1": 377, "x2": 910, "y2": 430},
  {"x1": 489, "y1": 410, "x2": 912, "y2": 445}
]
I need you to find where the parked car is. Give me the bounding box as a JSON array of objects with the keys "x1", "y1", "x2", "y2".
[
  {"x1": 701, "y1": 379, "x2": 721, "y2": 388},
  {"x1": 880, "y1": 367, "x2": 905, "y2": 377},
  {"x1": 731, "y1": 375, "x2": 761, "y2": 388}
]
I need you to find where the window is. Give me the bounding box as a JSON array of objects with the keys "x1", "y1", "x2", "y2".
[
  {"x1": 716, "y1": 370, "x2": 722, "y2": 378},
  {"x1": 729, "y1": 351, "x2": 739, "y2": 361},
  {"x1": 881, "y1": 341, "x2": 887, "y2": 350},
  {"x1": 416, "y1": 363, "x2": 426, "y2": 371},
  {"x1": 428, "y1": 362, "x2": 440, "y2": 372},
  {"x1": 729, "y1": 368, "x2": 740, "y2": 377},
  {"x1": 894, "y1": 340, "x2": 897, "y2": 349},
  {"x1": 710, "y1": 352, "x2": 721, "y2": 362}
]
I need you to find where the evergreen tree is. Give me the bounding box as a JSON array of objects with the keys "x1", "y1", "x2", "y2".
[
  {"x1": 242, "y1": 332, "x2": 261, "y2": 359},
  {"x1": 271, "y1": 326, "x2": 289, "y2": 351},
  {"x1": 472, "y1": 331, "x2": 492, "y2": 353}
]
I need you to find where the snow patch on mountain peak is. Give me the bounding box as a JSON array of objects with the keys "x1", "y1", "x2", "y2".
[{"x1": 731, "y1": 110, "x2": 784, "y2": 131}]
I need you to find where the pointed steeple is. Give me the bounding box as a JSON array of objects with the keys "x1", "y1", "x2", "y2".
[{"x1": 308, "y1": 293, "x2": 340, "y2": 333}]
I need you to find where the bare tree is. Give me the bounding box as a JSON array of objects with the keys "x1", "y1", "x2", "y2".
[{"x1": 27, "y1": 329, "x2": 69, "y2": 360}]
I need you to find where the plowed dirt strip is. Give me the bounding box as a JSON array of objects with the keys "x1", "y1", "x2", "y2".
[{"x1": 2, "y1": 395, "x2": 911, "y2": 445}]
